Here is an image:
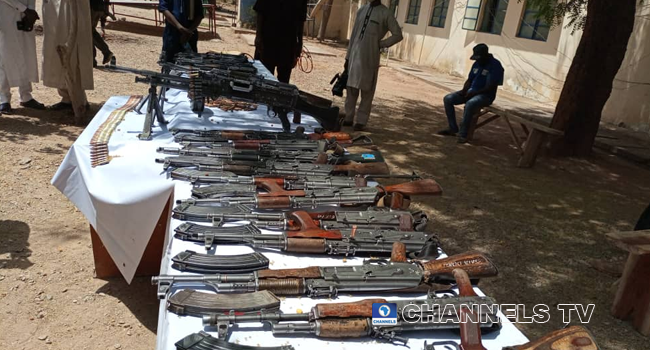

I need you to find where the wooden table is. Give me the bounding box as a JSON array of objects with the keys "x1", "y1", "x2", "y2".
[
  {"x1": 468, "y1": 106, "x2": 564, "y2": 168},
  {"x1": 606, "y1": 229, "x2": 650, "y2": 336}
]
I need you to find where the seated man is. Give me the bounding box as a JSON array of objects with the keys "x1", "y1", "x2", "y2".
[{"x1": 438, "y1": 44, "x2": 504, "y2": 144}]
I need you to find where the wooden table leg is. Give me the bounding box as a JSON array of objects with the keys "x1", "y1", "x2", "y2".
[
  {"x1": 503, "y1": 116, "x2": 523, "y2": 154},
  {"x1": 91, "y1": 194, "x2": 172, "y2": 279},
  {"x1": 517, "y1": 129, "x2": 546, "y2": 168},
  {"x1": 611, "y1": 253, "x2": 650, "y2": 336}
]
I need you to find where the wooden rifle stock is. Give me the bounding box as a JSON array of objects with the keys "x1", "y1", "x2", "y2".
[
  {"x1": 313, "y1": 298, "x2": 387, "y2": 318},
  {"x1": 332, "y1": 162, "x2": 389, "y2": 175},
  {"x1": 507, "y1": 326, "x2": 600, "y2": 350},
  {"x1": 420, "y1": 252, "x2": 498, "y2": 280},
  {"x1": 453, "y1": 269, "x2": 487, "y2": 350},
  {"x1": 382, "y1": 179, "x2": 443, "y2": 196},
  {"x1": 286, "y1": 211, "x2": 343, "y2": 239}
]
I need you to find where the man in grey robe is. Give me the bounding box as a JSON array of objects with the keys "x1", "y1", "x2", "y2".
[{"x1": 344, "y1": 0, "x2": 402, "y2": 130}]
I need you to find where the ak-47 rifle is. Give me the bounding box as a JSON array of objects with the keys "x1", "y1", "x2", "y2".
[
  {"x1": 157, "y1": 147, "x2": 384, "y2": 165},
  {"x1": 174, "y1": 135, "x2": 373, "y2": 152},
  {"x1": 198, "y1": 270, "x2": 501, "y2": 344},
  {"x1": 151, "y1": 249, "x2": 498, "y2": 298},
  {"x1": 171, "y1": 126, "x2": 354, "y2": 143},
  {"x1": 104, "y1": 64, "x2": 342, "y2": 139},
  {"x1": 176, "y1": 179, "x2": 442, "y2": 210},
  {"x1": 176, "y1": 331, "x2": 295, "y2": 350},
  {"x1": 174, "y1": 210, "x2": 440, "y2": 256},
  {"x1": 157, "y1": 156, "x2": 391, "y2": 176},
  {"x1": 172, "y1": 206, "x2": 429, "y2": 231}
]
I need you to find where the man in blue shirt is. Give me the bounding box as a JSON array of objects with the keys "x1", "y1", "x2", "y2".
[
  {"x1": 438, "y1": 44, "x2": 504, "y2": 144},
  {"x1": 159, "y1": 0, "x2": 204, "y2": 63}
]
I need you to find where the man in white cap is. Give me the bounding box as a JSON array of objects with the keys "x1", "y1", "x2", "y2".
[
  {"x1": 0, "y1": 0, "x2": 46, "y2": 115},
  {"x1": 343, "y1": 0, "x2": 402, "y2": 131}
]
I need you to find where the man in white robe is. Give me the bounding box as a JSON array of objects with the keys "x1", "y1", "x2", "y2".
[
  {"x1": 344, "y1": 0, "x2": 402, "y2": 130},
  {"x1": 41, "y1": 0, "x2": 94, "y2": 111},
  {"x1": 0, "y1": 0, "x2": 46, "y2": 114}
]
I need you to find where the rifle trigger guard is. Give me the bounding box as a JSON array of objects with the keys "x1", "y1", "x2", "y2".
[
  {"x1": 424, "y1": 341, "x2": 460, "y2": 350},
  {"x1": 204, "y1": 233, "x2": 215, "y2": 250}
]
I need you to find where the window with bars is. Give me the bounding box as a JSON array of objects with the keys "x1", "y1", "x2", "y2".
[
  {"x1": 462, "y1": 0, "x2": 509, "y2": 34},
  {"x1": 389, "y1": 0, "x2": 400, "y2": 16},
  {"x1": 429, "y1": 0, "x2": 450, "y2": 28},
  {"x1": 405, "y1": 0, "x2": 422, "y2": 24},
  {"x1": 479, "y1": 0, "x2": 509, "y2": 34},
  {"x1": 517, "y1": 2, "x2": 550, "y2": 41}
]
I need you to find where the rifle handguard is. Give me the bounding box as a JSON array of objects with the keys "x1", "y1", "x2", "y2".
[
  {"x1": 316, "y1": 319, "x2": 370, "y2": 338},
  {"x1": 313, "y1": 298, "x2": 387, "y2": 318}
]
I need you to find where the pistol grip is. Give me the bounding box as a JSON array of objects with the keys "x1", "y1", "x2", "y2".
[{"x1": 288, "y1": 211, "x2": 342, "y2": 239}]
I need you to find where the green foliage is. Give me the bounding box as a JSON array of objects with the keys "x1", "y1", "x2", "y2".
[{"x1": 522, "y1": 0, "x2": 587, "y2": 31}]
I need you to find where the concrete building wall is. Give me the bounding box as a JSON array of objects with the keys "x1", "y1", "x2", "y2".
[
  {"x1": 309, "y1": 0, "x2": 352, "y2": 41},
  {"x1": 337, "y1": 0, "x2": 650, "y2": 132}
]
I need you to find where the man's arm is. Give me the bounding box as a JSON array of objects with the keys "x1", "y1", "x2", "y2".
[
  {"x1": 159, "y1": 0, "x2": 193, "y2": 37},
  {"x1": 466, "y1": 65, "x2": 503, "y2": 98},
  {"x1": 379, "y1": 11, "x2": 403, "y2": 49},
  {"x1": 188, "y1": 0, "x2": 204, "y2": 32}
]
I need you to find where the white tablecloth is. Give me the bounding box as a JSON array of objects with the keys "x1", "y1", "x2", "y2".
[{"x1": 51, "y1": 61, "x2": 314, "y2": 283}]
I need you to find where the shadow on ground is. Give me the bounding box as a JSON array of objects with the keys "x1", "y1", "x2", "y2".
[
  {"x1": 0, "y1": 220, "x2": 33, "y2": 270},
  {"x1": 95, "y1": 277, "x2": 159, "y2": 332},
  {"x1": 359, "y1": 93, "x2": 650, "y2": 348}
]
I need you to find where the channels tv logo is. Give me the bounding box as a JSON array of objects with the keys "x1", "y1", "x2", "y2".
[{"x1": 372, "y1": 303, "x2": 397, "y2": 325}]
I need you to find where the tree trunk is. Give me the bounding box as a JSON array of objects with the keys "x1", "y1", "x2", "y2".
[
  {"x1": 549, "y1": 0, "x2": 637, "y2": 156},
  {"x1": 318, "y1": 0, "x2": 334, "y2": 42}
]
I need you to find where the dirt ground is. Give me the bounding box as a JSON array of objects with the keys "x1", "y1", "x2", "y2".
[{"x1": 1, "y1": 4, "x2": 650, "y2": 350}]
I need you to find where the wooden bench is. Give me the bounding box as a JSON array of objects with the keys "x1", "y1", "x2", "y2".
[
  {"x1": 467, "y1": 106, "x2": 564, "y2": 168},
  {"x1": 606, "y1": 229, "x2": 650, "y2": 336}
]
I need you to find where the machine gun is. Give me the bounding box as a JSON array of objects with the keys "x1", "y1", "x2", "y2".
[
  {"x1": 104, "y1": 64, "x2": 342, "y2": 140},
  {"x1": 172, "y1": 206, "x2": 429, "y2": 231},
  {"x1": 200, "y1": 272, "x2": 501, "y2": 344},
  {"x1": 157, "y1": 156, "x2": 391, "y2": 176},
  {"x1": 151, "y1": 250, "x2": 498, "y2": 299},
  {"x1": 174, "y1": 210, "x2": 440, "y2": 255},
  {"x1": 176, "y1": 179, "x2": 442, "y2": 210}
]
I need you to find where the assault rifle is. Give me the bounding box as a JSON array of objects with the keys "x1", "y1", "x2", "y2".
[
  {"x1": 151, "y1": 250, "x2": 498, "y2": 298},
  {"x1": 156, "y1": 147, "x2": 385, "y2": 165},
  {"x1": 176, "y1": 179, "x2": 443, "y2": 210},
  {"x1": 174, "y1": 210, "x2": 440, "y2": 256},
  {"x1": 175, "y1": 331, "x2": 295, "y2": 350},
  {"x1": 200, "y1": 270, "x2": 501, "y2": 344},
  {"x1": 171, "y1": 126, "x2": 354, "y2": 143},
  {"x1": 104, "y1": 64, "x2": 342, "y2": 139},
  {"x1": 157, "y1": 156, "x2": 391, "y2": 176},
  {"x1": 175, "y1": 135, "x2": 373, "y2": 152},
  {"x1": 172, "y1": 206, "x2": 429, "y2": 231}
]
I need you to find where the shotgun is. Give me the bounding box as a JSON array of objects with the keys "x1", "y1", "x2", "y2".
[
  {"x1": 200, "y1": 272, "x2": 501, "y2": 344},
  {"x1": 156, "y1": 156, "x2": 391, "y2": 176},
  {"x1": 171, "y1": 206, "x2": 429, "y2": 231},
  {"x1": 151, "y1": 248, "x2": 498, "y2": 299},
  {"x1": 173, "y1": 211, "x2": 441, "y2": 256},
  {"x1": 176, "y1": 179, "x2": 443, "y2": 210}
]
